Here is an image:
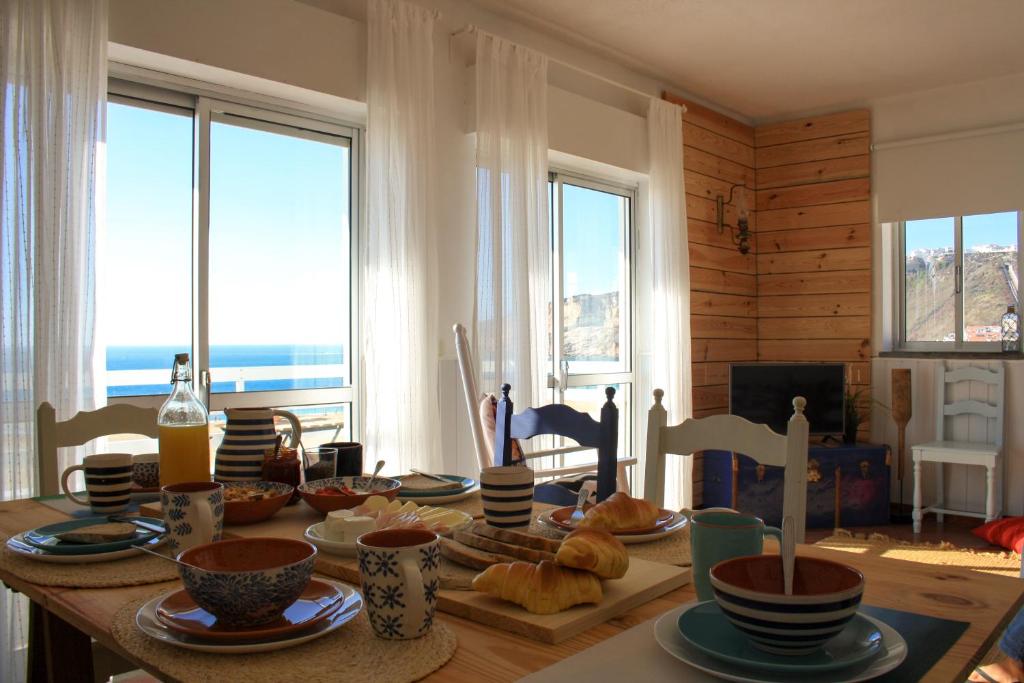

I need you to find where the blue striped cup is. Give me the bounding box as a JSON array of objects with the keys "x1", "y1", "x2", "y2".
[
  {"x1": 480, "y1": 465, "x2": 534, "y2": 529},
  {"x1": 60, "y1": 453, "x2": 133, "y2": 513},
  {"x1": 710, "y1": 554, "x2": 865, "y2": 655}
]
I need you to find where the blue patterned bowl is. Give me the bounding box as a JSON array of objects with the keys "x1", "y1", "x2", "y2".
[
  {"x1": 177, "y1": 538, "x2": 317, "y2": 627},
  {"x1": 298, "y1": 475, "x2": 402, "y2": 514}
]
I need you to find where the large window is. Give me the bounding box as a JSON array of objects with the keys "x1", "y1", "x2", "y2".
[
  {"x1": 899, "y1": 211, "x2": 1021, "y2": 349},
  {"x1": 103, "y1": 81, "x2": 358, "y2": 451},
  {"x1": 541, "y1": 171, "x2": 634, "y2": 477}
]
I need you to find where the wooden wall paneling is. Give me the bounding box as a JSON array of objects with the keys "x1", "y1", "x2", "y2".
[
  {"x1": 690, "y1": 292, "x2": 757, "y2": 318},
  {"x1": 759, "y1": 292, "x2": 870, "y2": 318},
  {"x1": 691, "y1": 362, "x2": 730, "y2": 387},
  {"x1": 759, "y1": 224, "x2": 869, "y2": 252},
  {"x1": 691, "y1": 315, "x2": 758, "y2": 339},
  {"x1": 687, "y1": 194, "x2": 755, "y2": 229},
  {"x1": 756, "y1": 247, "x2": 872, "y2": 275},
  {"x1": 756, "y1": 155, "x2": 870, "y2": 190},
  {"x1": 685, "y1": 146, "x2": 755, "y2": 187},
  {"x1": 758, "y1": 339, "x2": 872, "y2": 362},
  {"x1": 758, "y1": 200, "x2": 871, "y2": 231},
  {"x1": 758, "y1": 269, "x2": 871, "y2": 295},
  {"x1": 755, "y1": 178, "x2": 870, "y2": 211},
  {"x1": 690, "y1": 242, "x2": 756, "y2": 274},
  {"x1": 664, "y1": 93, "x2": 754, "y2": 145},
  {"x1": 690, "y1": 267, "x2": 757, "y2": 296},
  {"x1": 692, "y1": 339, "x2": 758, "y2": 363},
  {"x1": 754, "y1": 109, "x2": 870, "y2": 148},
  {"x1": 684, "y1": 122, "x2": 755, "y2": 167},
  {"x1": 759, "y1": 316, "x2": 872, "y2": 340},
  {"x1": 755, "y1": 133, "x2": 870, "y2": 168},
  {"x1": 688, "y1": 218, "x2": 758, "y2": 252}
]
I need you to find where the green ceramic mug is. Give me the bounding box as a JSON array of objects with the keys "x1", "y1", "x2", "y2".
[{"x1": 690, "y1": 509, "x2": 782, "y2": 601}]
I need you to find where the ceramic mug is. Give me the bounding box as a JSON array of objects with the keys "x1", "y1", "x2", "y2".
[
  {"x1": 691, "y1": 509, "x2": 782, "y2": 601},
  {"x1": 320, "y1": 441, "x2": 363, "y2": 477},
  {"x1": 479, "y1": 465, "x2": 534, "y2": 529},
  {"x1": 60, "y1": 453, "x2": 133, "y2": 514},
  {"x1": 357, "y1": 528, "x2": 440, "y2": 640},
  {"x1": 131, "y1": 453, "x2": 160, "y2": 488},
  {"x1": 161, "y1": 481, "x2": 225, "y2": 554}
]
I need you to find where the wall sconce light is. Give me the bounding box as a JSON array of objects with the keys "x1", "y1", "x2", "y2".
[{"x1": 716, "y1": 182, "x2": 751, "y2": 255}]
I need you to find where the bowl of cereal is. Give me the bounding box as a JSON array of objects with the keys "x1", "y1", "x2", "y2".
[{"x1": 222, "y1": 481, "x2": 294, "y2": 525}]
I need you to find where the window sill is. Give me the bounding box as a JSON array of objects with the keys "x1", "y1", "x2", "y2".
[{"x1": 879, "y1": 350, "x2": 1024, "y2": 360}]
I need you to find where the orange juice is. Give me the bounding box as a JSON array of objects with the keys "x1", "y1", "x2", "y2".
[{"x1": 159, "y1": 424, "x2": 211, "y2": 486}]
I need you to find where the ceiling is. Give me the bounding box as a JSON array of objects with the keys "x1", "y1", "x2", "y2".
[{"x1": 465, "y1": 0, "x2": 1024, "y2": 122}]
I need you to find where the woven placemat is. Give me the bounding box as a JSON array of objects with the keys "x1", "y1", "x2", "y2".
[
  {"x1": 0, "y1": 533, "x2": 179, "y2": 587},
  {"x1": 816, "y1": 528, "x2": 1022, "y2": 577},
  {"x1": 112, "y1": 589, "x2": 457, "y2": 683}
]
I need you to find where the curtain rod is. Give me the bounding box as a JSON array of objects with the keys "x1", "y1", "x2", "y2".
[{"x1": 449, "y1": 24, "x2": 685, "y2": 113}]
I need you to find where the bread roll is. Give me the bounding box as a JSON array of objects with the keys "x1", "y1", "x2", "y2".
[
  {"x1": 555, "y1": 529, "x2": 629, "y2": 579},
  {"x1": 472, "y1": 560, "x2": 602, "y2": 614},
  {"x1": 577, "y1": 492, "x2": 660, "y2": 532}
]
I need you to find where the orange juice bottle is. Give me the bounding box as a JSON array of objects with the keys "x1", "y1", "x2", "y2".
[{"x1": 157, "y1": 353, "x2": 211, "y2": 486}]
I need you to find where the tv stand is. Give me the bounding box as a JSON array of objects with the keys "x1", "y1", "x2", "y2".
[{"x1": 700, "y1": 443, "x2": 891, "y2": 528}]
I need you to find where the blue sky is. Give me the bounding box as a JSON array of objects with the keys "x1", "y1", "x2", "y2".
[
  {"x1": 103, "y1": 102, "x2": 349, "y2": 347},
  {"x1": 905, "y1": 212, "x2": 1018, "y2": 252},
  {"x1": 560, "y1": 183, "x2": 625, "y2": 298}
]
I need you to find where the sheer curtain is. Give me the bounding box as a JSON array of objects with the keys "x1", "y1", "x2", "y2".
[
  {"x1": 362, "y1": 0, "x2": 442, "y2": 475},
  {"x1": 645, "y1": 98, "x2": 693, "y2": 510},
  {"x1": 1, "y1": 0, "x2": 106, "y2": 678},
  {"x1": 473, "y1": 32, "x2": 550, "y2": 414}
]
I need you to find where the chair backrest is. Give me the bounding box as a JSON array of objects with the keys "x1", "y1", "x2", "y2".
[
  {"x1": 935, "y1": 364, "x2": 1005, "y2": 447},
  {"x1": 37, "y1": 402, "x2": 160, "y2": 496},
  {"x1": 645, "y1": 389, "x2": 809, "y2": 542},
  {"x1": 453, "y1": 323, "x2": 493, "y2": 470},
  {"x1": 496, "y1": 383, "x2": 619, "y2": 502}
]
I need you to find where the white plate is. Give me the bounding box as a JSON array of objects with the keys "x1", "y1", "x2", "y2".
[
  {"x1": 5, "y1": 532, "x2": 168, "y2": 564},
  {"x1": 536, "y1": 509, "x2": 688, "y2": 544},
  {"x1": 304, "y1": 522, "x2": 356, "y2": 557},
  {"x1": 397, "y1": 485, "x2": 478, "y2": 504},
  {"x1": 653, "y1": 603, "x2": 907, "y2": 683},
  {"x1": 136, "y1": 579, "x2": 362, "y2": 654}
]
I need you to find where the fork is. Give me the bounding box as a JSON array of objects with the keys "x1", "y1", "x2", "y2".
[{"x1": 569, "y1": 486, "x2": 590, "y2": 525}]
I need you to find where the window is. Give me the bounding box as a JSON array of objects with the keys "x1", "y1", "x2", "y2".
[
  {"x1": 541, "y1": 171, "x2": 634, "y2": 477},
  {"x1": 899, "y1": 211, "x2": 1021, "y2": 349},
  {"x1": 103, "y1": 81, "x2": 359, "y2": 452}
]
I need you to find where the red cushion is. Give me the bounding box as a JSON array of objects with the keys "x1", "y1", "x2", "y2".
[{"x1": 972, "y1": 517, "x2": 1024, "y2": 553}]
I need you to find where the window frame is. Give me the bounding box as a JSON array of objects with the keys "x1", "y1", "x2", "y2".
[
  {"x1": 547, "y1": 168, "x2": 637, "y2": 475},
  {"x1": 896, "y1": 210, "x2": 1023, "y2": 351},
  {"x1": 104, "y1": 77, "x2": 362, "y2": 436}
]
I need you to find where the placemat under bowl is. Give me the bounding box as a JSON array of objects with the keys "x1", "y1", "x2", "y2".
[
  {"x1": 0, "y1": 533, "x2": 179, "y2": 588},
  {"x1": 112, "y1": 589, "x2": 457, "y2": 683}
]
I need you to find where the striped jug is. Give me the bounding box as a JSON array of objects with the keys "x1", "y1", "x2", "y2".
[{"x1": 214, "y1": 408, "x2": 302, "y2": 482}]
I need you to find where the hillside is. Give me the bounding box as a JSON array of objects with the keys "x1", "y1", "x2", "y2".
[{"x1": 905, "y1": 249, "x2": 1017, "y2": 341}]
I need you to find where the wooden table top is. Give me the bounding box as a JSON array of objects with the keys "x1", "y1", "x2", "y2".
[{"x1": 2, "y1": 497, "x2": 1022, "y2": 683}]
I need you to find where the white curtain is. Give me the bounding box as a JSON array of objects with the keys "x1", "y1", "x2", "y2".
[
  {"x1": 646, "y1": 98, "x2": 693, "y2": 510},
  {"x1": 1, "y1": 0, "x2": 106, "y2": 679},
  {"x1": 362, "y1": 0, "x2": 441, "y2": 476},
  {"x1": 473, "y1": 32, "x2": 550, "y2": 419}
]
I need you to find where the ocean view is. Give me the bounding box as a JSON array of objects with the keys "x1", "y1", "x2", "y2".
[{"x1": 106, "y1": 344, "x2": 346, "y2": 397}]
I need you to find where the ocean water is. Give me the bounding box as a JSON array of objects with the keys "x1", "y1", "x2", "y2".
[{"x1": 106, "y1": 344, "x2": 345, "y2": 397}]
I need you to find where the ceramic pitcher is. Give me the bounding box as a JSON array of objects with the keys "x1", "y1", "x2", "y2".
[{"x1": 214, "y1": 407, "x2": 302, "y2": 482}]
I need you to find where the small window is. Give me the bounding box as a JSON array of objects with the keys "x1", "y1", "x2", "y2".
[{"x1": 900, "y1": 211, "x2": 1021, "y2": 349}]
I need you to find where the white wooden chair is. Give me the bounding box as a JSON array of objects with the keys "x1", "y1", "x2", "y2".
[
  {"x1": 911, "y1": 364, "x2": 1005, "y2": 534},
  {"x1": 645, "y1": 389, "x2": 810, "y2": 543},
  {"x1": 36, "y1": 402, "x2": 160, "y2": 496},
  {"x1": 453, "y1": 323, "x2": 636, "y2": 494}
]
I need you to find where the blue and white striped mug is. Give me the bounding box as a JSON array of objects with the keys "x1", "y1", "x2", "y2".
[
  {"x1": 60, "y1": 453, "x2": 133, "y2": 514},
  {"x1": 214, "y1": 407, "x2": 301, "y2": 482},
  {"x1": 480, "y1": 465, "x2": 534, "y2": 529}
]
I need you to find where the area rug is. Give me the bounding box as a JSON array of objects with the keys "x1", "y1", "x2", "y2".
[{"x1": 815, "y1": 528, "x2": 1021, "y2": 578}]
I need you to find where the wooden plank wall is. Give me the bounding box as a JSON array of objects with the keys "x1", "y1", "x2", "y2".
[
  {"x1": 754, "y1": 110, "x2": 873, "y2": 440},
  {"x1": 666, "y1": 94, "x2": 759, "y2": 504}
]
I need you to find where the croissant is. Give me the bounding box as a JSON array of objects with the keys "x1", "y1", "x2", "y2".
[
  {"x1": 472, "y1": 560, "x2": 602, "y2": 614},
  {"x1": 577, "y1": 492, "x2": 660, "y2": 532},
  {"x1": 555, "y1": 529, "x2": 629, "y2": 579}
]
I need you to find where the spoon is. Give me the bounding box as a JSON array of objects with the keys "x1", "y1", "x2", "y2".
[
  {"x1": 135, "y1": 543, "x2": 202, "y2": 570},
  {"x1": 781, "y1": 515, "x2": 795, "y2": 596},
  {"x1": 569, "y1": 486, "x2": 590, "y2": 525},
  {"x1": 364, "y1": 460, "x2": 385, "y2": 492}
]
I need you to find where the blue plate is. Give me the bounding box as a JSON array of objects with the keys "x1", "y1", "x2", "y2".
[
  {"x1": 397, "y1": 475, "x2": 476, "y2": 498},
  {"x1": 678, "y1": 601, "x2": 883, "y2": 674},
  {"x1": 22, "y1": 516, "x2": 164, "y2": 555}
]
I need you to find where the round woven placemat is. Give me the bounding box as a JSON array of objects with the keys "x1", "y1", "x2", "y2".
[
  {"x1": 112, "y1": 589, "x2": 457, "y2": 683},
  {"x1": 0, "y1": 533, "x2": 179, "y2": 588}
]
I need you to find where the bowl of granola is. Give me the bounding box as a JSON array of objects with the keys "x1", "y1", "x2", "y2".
[{"x1": 222, "y1": 481, "x2": 294, "y2": 525}]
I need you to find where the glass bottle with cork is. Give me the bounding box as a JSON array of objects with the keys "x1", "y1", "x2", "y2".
[{"x1": 158, "y1": 353, "x2": 211, "y2": 485}]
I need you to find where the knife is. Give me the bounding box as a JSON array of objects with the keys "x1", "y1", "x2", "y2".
[{"x1": 108, "y1": 515, "x2": 166, "y2": 535}]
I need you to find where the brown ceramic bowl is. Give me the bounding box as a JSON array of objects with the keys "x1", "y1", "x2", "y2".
[
  {"x1": 177, "y1": 538, "x2": 317, "y2": 627},
  {"x1": 222, "y1": 481, "x2": 293, "y2": 525},
  {"x1": 709, "y1": 555, "x2": 864, "y2": 655},
  {"x1": 297, "y1": 475, "x2": 401, "y2": 514}
]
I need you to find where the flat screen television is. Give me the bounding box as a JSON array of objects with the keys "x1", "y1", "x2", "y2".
[{"x1": 729, "y1": 363, "x2": 845, "y2": 435}]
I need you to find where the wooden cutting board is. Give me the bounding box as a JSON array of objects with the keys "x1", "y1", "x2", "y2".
[{"x1": 140, "y1": 501, "x2": 691, "y2": 644}]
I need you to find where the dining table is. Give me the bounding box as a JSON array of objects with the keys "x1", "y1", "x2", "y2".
[{"x1": 3, "y1": 495, "x2": 1023, "y2": 683}]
